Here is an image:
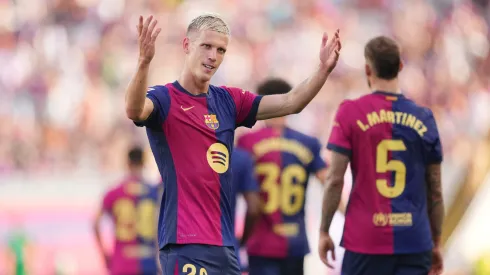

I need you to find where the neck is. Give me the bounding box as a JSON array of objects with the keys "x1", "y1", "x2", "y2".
[
  {"x1": 178, "y1": 67, "x2": 209, "y2": 95},
  {"x1": 265, "y1": 121, "x2": 285, "y2": 130},
  {"x1": 128, "y1": 167, "x2": 142, "y2": 179},
  {"x1": 370, "y1": 78, "x2": 400, "y2": 94}
]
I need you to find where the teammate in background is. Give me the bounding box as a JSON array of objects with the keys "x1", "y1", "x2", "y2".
[
  {"x1": 237, "y1": 78, "x2": 334, "y2": 275},
  {"x1": 230, "y1": 147, "x2": 261, "y2": 272},
  {"x1": 93, "y1": 146, "x2": 162, "y2": 275},
  {"x1": 125, "y1": 13, "x2": 341, "y2": 275},
  {"x1": 319, "y1": 36, "x2": 444, "y2": 275}
]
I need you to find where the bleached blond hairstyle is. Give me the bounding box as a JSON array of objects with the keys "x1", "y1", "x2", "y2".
[{"x1": 186, "y1": 13, "x2": 230, "y2": 36}]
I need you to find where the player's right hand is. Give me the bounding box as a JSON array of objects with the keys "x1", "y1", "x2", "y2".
[
  {"x1": 318, "y1": 231, "x2": 336, "y2": 269},
  {"x1": 137, "y1": 15, "x2": 161, "y2": 65},
  {"x1": 429, "y1": 247, "x2": 443, "y2": 275}
]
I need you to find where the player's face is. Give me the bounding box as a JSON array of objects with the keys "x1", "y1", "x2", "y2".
[{"x1": 185, "y1": 30, "x2": 229, "y2": 83}]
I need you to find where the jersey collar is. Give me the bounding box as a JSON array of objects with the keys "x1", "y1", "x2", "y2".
[
  {"x1": 173, "y1": 81, "x2": 209, "y2": 98},
  {"x1": 372, "y1": 90, "x2": 404, "y2": 97}
]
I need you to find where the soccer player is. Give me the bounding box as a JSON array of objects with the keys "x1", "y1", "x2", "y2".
[
  {"x1": 125, "y1": 14, "x2": 341, "y2": 275},
  {"x1": 93, "y1": 146, "x2": 162, "y2": 275},
  {"x1": 237, "y1": 78, "x2": 330, "y2": 275},
  {"x1": 230, "y1": 147, "x2": 261, "y2": 272},
  {"x1": 318, "y1": 36, "x2": 444, "y2": 275}
]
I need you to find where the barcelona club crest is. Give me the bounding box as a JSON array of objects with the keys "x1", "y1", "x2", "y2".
[{"x1": 204, "y1": 114, "x2": 219, "y2": 130}]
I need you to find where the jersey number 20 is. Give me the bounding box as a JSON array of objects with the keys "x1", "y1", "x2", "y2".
[
  {"x1": 183, "y1": 264, "x2": 207, "y2": 275},
  {"x1": 113, "y1": 198, "x2": 156, "y2": 242},
  {"x1": 256, "y1": 163, "x2": 307, "y2": 216},
  {"x1": 376, "y1": 139, "x2": 407, "y2": 198}
]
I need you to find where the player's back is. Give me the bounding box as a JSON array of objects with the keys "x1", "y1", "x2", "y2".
[
  {"x1": 103, "y1": 177, "x2": 160, "y2": 275},
  {"x1": 327, "y1": 91, "x2": 442, "y2": 255},
  {"x1": 238, "y1": 126, "x2": 326, "y2": 258}
]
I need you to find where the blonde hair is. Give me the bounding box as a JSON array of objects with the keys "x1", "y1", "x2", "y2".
[{"x1": 186, "y1": 13, "x2": 230, "y2": 36}]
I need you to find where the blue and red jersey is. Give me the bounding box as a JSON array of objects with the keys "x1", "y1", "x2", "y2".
[
  {"x1": 135, "y1": 81, "x2": 262, "y2": 249},
  {"x1": 102, "y1": 176, "x2": 161, "y2": 275},
  {"x1": 238, "y1": 127, "x2": 326, "y2": 258},
  {"x1": 230, "y1": 147, "x2": 260, "y2": 231},
  {"x1": 230, "y1": 147, "x2": 259, "y2": 267},
  {"x1": 327, "y1": 91, "x2": 443, "y2": 255}
]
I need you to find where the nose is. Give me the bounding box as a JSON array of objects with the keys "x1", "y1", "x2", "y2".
[{"x1": 208, "y1": 49, "x2": 217, "y2": 62}]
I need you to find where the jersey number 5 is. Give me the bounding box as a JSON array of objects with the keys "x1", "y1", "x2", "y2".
[
  {"x1": 376, "y1": 139, "x2": 407, "y2": 198},
  {"x1": 256, "y1": 163, "x2": 307, "y2": 216}
]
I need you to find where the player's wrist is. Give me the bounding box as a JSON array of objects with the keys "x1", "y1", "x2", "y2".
[
  {"x1": 319, "y1": 229, "x2": 330, "y2": 236},
  {"x1": 317, "y1": 63, "x2": 332, "y2": 77},
  {"x1": 432, "y1": 235, "x2": 442, "y2": 248},
  {"x1": 138, "y1": 58, "x2": 152, "y2": 68}
]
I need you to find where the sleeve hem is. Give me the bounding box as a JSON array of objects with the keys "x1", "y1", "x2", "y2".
[
  {"x1": 238, "y1": 95, "x2": 263, "y2": 128},
  {"x1": 133, "y1": 95, "x2": 159, "y2": 127},
  {"x1": 428, "y1": 158, "x2": 443, "y2": 164},
  {"x1": 310, "y1": 163, "x2": 328, "y2": 174},
  {"x1": 326, "y1": 143, "x2": 352, "y2": 157}
]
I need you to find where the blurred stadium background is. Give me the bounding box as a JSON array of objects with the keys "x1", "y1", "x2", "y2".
[{"x1": 1, "y1": 0, "x2": 490, "y2": 274}]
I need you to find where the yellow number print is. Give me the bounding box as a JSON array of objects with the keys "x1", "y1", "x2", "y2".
[
  {"x1": 376, "y1": 139, "x2": 407, "y2": 198},
  {"x1": 255, "y1": 163, "x2": 307, "y2": 216},
  {"x1": 182, "y1": 264, "x2": 207, "y2": 275},
  {"x1": 113, "y1": 198, "x2": 156, "y2": 241},
  {"x1": 256, "y1": 163, "x2": 280, "y2": 214},
  {"x1": 113, "y1": 198, "x2": 135, "y2": 241}
]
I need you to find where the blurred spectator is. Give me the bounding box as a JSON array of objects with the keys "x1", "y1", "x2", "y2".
[{"x1": 0, "y1": 0, "x2": 489, "y2": 179}]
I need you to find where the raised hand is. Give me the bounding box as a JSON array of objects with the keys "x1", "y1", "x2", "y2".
[
  {"x1": 137, "y1": 15, "x2": 161, "y2": 65},
  {"x1": 319, "y1": 29, "x2": 341, "y2": 73}
]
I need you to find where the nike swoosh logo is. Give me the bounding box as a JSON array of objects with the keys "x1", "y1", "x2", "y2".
[{"x1": 181, "y1": 106, "x2": 195, "y2": 111}]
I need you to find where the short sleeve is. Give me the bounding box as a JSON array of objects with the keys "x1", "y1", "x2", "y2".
[
  {"x1": 423, "y1": 109, "x2": 443, "y2": 164},
  {"x1": 326, "y1": 100, "x2": 353, "y2": 157},
  {"x1": 134, "y1": 85, "x2": 170, "y2": 129},
  {"x1": 223, "y1": 86, "x2": 263, "y2": 128},
  {"x1": 308, "y1": 138, "x2": 327, "y2": 173},
  {"x1": 237, "y1": 152, "x2": 260, "y2": 194}
]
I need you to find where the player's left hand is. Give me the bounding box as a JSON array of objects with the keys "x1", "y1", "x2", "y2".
[
  {"x1": 429, "y1": 247, "x2": 444, "y2": 275},
  {"x1": 319, "y1": 29, "x2": 341, "y2": 74},
  {"x1": 318, "y1": 231, "x2": 336, "y2": 268}
]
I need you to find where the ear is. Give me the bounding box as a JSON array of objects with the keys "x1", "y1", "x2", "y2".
[
  {"x1": 365, "y1": 63, "x2": 372, "y2": 77},
  {"x1": 183, "y1": 37, "x2": 190, "y2": 54},
  {"x1": 398, "y1": 60, "x2": 404, "y2": 72}
]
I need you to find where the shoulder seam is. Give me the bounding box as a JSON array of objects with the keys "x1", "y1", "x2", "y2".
[{"x1": 219, "y1": 86, "x2": 238, "y2": 115}]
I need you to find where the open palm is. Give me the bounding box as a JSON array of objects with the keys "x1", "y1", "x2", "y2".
[
  {"x1": 137, "y1": 15, "x2": 161, "y2": 65},
  {"x1": 319, "y1": 29, "x2": 341, "y2": 73}
]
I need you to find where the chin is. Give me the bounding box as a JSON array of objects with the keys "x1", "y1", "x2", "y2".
[{"x1": 195, "y1": 72, "x2": 213, "y2": 83}]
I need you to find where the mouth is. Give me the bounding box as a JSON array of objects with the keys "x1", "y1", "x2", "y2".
[{"x1": 203, "y1": 64, "x2": 215, "y2": 70}]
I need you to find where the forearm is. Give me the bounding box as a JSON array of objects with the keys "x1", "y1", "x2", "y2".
[
  {"x1": 288, "y1": 66, "x2": 330, "y2": 114},
  {"x1": 320, "y1": 178, "x2": 343, "y2": 233},
  {"x1": 240, "y1": 211, "x2": 259, "y2": 245},
  {"x1": 93, "y1": 226, "x2": 106, "y2": 256},
  {"x1": 428, "y1": 193, "x2": 444, "y2": 247},
  {"x1": 426, "y1": 164, "x2": 444, "y2": 247},
  {"x1": 125, "y1": 61, "x2": 150, "y2": 120},
  {"x1": 429, "y1": 203, "x2": 444, "y2": 247}
]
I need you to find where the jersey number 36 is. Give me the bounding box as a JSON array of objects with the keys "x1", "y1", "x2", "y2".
[{"x1": 256, "y1": 163, "x2": 307, "y2": 216}]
